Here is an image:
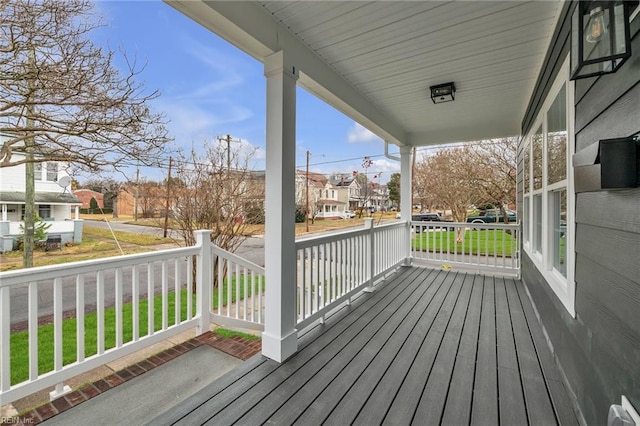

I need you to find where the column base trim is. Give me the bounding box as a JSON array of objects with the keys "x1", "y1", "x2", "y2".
[{"x1": 261, "y1": 328, "x2": 298, "y2": 363}]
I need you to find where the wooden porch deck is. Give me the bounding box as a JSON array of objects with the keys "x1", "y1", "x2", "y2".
[{"x1": 150, "y1": 266, "x2": 579, "y2": 425}]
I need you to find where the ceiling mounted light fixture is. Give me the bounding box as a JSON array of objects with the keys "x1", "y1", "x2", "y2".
[
  {"x1": 430, "y1": 82, "x2": 456, "y2": 104},
  {"x1": 570, "y1": 0, "x2": 634, "y2": 80}
]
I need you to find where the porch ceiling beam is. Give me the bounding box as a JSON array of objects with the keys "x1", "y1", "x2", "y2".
[{"x1": 165, "y1": 0, "x2": 407, "y2": 146}]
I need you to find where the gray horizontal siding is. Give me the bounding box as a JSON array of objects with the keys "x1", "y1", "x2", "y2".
[{"x1": 519, "y1": 3, "x2": 640, "y2": 425}]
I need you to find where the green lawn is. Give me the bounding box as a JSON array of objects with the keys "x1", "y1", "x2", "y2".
[
  {"x1": 9, "y1": 275, "x2": 265, "y2": 385},
  {"x1": 412, "y1": 229, "x2": 518, "y2": 257}
]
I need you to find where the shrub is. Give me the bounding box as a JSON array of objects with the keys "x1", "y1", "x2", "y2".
[
  {"x1": 245, "y1": 207, "x2": 265, "y2": 224},
  {"x1": 295, "y1": 207, "x2": 306, "y2": 223},
  {"x1": 17, "y1": 216, "x2": 52, "y2": 250}
]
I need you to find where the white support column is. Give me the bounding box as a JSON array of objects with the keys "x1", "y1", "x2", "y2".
[
  {"x1": 74, "y1": 206, "x2": 79, "y2": 220},
  {"x1": 1, "y1": 204, "x2": 7, "y2": 221},
  {"x1": 400, "y1": 146, "x2": 413, "y2": 265},
  {"x1": 262, "y1": 50, "x2": 298, "y2": 362}
]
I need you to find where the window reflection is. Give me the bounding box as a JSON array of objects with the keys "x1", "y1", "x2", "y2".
[
  {"x1": 533, "y1": 127, "x2": 543, "y2": 190},
  {"x1": 547, "y1": 85, "x2": 567, "y2": 185}
]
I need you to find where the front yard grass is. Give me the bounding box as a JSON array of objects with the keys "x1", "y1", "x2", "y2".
[
  {"x1": 412, "y1": 229, "x2": 518, "y2": 257},
  {"x1": 0, "y1": 237, "x2": 152, "y2": 272},
  {"x1": 9, "y1": 275, "x2": 264, "y2": 385},
  {"x1": 83, "y1": 226, "x2": 173, "y2": 245}
]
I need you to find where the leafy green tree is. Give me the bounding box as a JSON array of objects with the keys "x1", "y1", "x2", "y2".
[
  {"x1": 387, "y1": 173, "x2": 401, "y2": 207},
  {"x1": 89, "y1": 197, "x2": 99, "y2": 212}
]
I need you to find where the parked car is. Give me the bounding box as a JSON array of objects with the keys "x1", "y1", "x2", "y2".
[
  {"x1": 340, "y1": 210, "x2": 356, "y2": 219},
  {"x1": 412, "y1": 213, "x2": 447, "y2": 233},
  {"x1": 412, "y1": 213, "x2": 441, "y2": 222},
  {"x1": 466, "y1": 209, "x2": 517, "y2": 223}
]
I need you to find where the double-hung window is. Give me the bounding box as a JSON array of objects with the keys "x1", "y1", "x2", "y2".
[
  {"x1": 46, "y1": 163, "x2": 58, "y2": 182},
  {"x1": 521, "y1": 57, "x2": 575, "y2": 316}
]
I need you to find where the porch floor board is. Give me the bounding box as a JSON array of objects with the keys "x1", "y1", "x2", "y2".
[{"x1": 150, "y1": 267, "x2": 578, "y2": 426}]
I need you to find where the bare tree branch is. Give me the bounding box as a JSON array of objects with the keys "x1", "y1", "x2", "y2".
[{"x1": 0, "y1": 0, "x2": 171, "y2": 171}]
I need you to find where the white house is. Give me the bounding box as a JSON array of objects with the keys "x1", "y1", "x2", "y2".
[
  {"x1": 332, "y1": 176, "x2": 361, "y2": 211},
  {"x1": 296, "y1": 170, "x2": 346, "y2": 219},
  {"x1": 0, "y1": 140, "x2": 82, "y2": 252}
]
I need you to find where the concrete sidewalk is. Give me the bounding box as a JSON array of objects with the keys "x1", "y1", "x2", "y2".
[
  {"x1": 41, "y1": 345, "x2": 241, "y2": 425},
  {"x1": 1, "y1": 329, "x2": 261, "y2": 425}
]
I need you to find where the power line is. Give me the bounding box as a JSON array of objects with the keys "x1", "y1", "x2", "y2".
[{"x1": 80, "y1": 138, "x2": 514, "y2": 176}]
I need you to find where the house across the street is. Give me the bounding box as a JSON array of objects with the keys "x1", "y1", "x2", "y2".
[{"x1": 0, "y1": 135, "x2": 83, "y2": 252}]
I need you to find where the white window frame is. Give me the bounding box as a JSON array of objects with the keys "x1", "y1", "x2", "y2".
[{"x1": 522, "y1": 56, "x2": 576, "y2": 317}]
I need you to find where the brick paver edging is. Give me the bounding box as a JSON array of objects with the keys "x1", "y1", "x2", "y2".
[{"x1": 1, "y1": 331, "x2": 261, "y2": 425}]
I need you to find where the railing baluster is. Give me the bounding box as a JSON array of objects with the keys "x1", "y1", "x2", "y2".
[
  {"x1": 226, "y1": 259, "x2": 232, "y2": 317},
  {"x1": 147, "y1": 263, "x2": 154, "y2": 336},
  {"x1": 161, "y1": 261, "x2": 168, "y2": 331},
  {"x1": 235, "y1": 263, "x2": 240, "y2": 319},
  {"x1": 298, "y1": 249, "x2": 304, "y2": 321},
  {"x1": 28, "y1": 282, "x2": 38, "y2": 380},
  {"x1": 132, "y1": 265, "x2": 139, "y2": 341},
  {"x1": 307, "y1": 247, "x2": 312, "y2": 316},
  {"x1": 97, "y1": 270, "x2": 105, "y2": 354},
  {"x1": 258, "y1": 271, "x2": 263, "y2": 324},
  {"x1": 331, "y1": 241, "x2": 336, "y2": 302},
  {"x1": 76, "y1": 275, "x2": 85, "y2": 363},
  {"x1": 187, "y1": 256, "x2": 193, "y2": 321},
  {"x1": 53, "y1": 277, "x2": 63, "y2": 390},
  {"x1": 115, "y1": 268, "x2": 123, "y2": 347},
  {"x1": 175, "y1": 259, "x2": 181, "y2": 326},
  {"x1": 0, "y1": 286, "x2": 9, "y2": 393},
  {"x1": 217, "y1": 255, "x2": 223, "y2": 314}
]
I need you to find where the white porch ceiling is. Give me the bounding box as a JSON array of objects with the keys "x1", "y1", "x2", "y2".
[{"x1": 166, "y1": 1, "x2": 562, "y2": 147}]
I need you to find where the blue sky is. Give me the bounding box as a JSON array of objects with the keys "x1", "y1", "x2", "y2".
[{"x1": 91, "y1": 1, "x2": 401, "y2": 184}]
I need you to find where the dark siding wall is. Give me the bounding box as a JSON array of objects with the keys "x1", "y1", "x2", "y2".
[{"x1": 519, "y1": 4, "x2": 640, "y2": 425}]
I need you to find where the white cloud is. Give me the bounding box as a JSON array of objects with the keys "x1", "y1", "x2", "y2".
[
  {"x1": 348, "y1": 122, "x2": 383, "y2": 144},
  {"x1": 371, "y1": 159, "x2": 401, "y2": 174},
  {"x1": 156, "y1": 99, "x2": 254, "y2": 148}
]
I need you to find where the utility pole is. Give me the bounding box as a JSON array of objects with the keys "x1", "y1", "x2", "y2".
[
  {"x1": 217, "y1": 134, "x2": 241, "y2": 173},
  {"x1": 304, "y1": 151, "x2": 325, "y2": 232},
  {"x1": 163, "y1": 156, "x2": 172, "y2": 238},
  {"x1": 134, "y1": 160, "x2": 140, "y2": 221}
]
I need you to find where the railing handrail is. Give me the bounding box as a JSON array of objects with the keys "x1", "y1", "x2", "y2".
[
  {"x1": 295, "y1": 220, "x2": 405, "y2": 250},
  {"x1": 0, "y1": 245, "x2": 200, "y2": 288},
  {"x1": 210, "y1": 244, "x2": 264, "y2": 274},
  {"x1": 410, "y1": 220, "x2": 520, "y2": 229}
]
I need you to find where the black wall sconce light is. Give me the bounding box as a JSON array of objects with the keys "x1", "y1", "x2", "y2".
[
  {"x1": 430, "y1": 82, "x2": 456, "y2": 104},
  {"x1": 570, "y1": 1, "x2": 636, "y2": 80}
]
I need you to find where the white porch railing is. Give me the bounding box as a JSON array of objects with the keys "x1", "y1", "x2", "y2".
[
  {"x1": 0, "y1": 230, "x2": 264, "y2": 407},
  {"x1": 295, "y1": 220, "x2": 407, "y2": 330},
  {"x1": 410, "y1": 221, "x2": 521, "y2": 277},
  {"x1": 210, "y1": 245, "x2": 265, "y2": 331},
  {"x1": 0, "y1": 221, "x2": 521, "y2": 406}
]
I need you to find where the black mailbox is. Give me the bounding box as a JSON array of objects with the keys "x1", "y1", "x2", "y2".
[{"x1": 573, "y1": 137, "x2": 638, "y2": 193}]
